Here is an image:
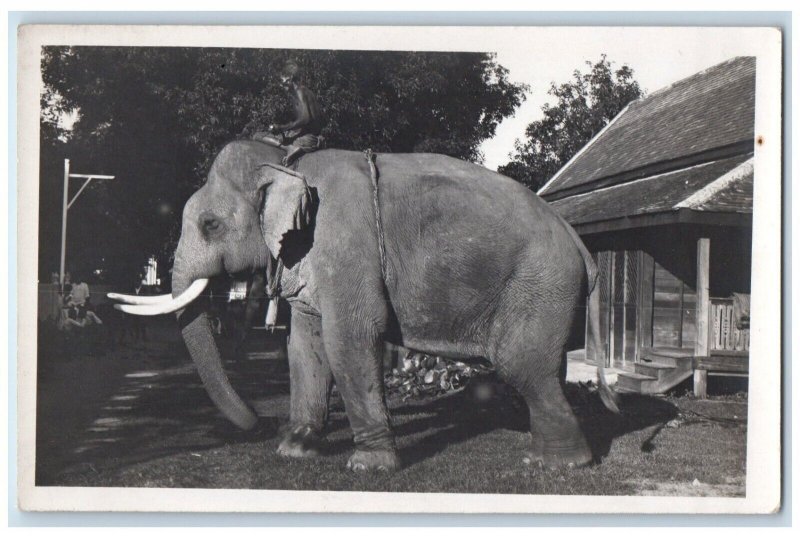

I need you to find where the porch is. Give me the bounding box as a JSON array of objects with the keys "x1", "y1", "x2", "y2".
[{"x1": 585, "y1": 236, "x2": 750, "y2": 397}]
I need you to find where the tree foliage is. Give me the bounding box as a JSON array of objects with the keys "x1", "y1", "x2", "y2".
[
  {"x1": 39, "y1": 47, "x2": 526, "y2": 284},
  {"x1": 499, "y1": 56, "x2": 642, "y2": 192}
]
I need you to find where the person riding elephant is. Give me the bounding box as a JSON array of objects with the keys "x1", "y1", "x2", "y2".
[
  {"x1": 252, "y1": 60, "x2": 324, "y2": 167},
  {"x1": 111, "y1": 140, "x2": 618, "y2": 473}
]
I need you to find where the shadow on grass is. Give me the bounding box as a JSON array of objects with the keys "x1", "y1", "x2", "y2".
[
  {"x1": 37, "y1": 327, "x2": 680, "y2": 485},
  {"x1": 580, "y1": 392, "x2": 680, "y2": 463},
  {"x1": 35, "y1": 340, "x2": 286, "y2": 486},
  {"x1": 318, "y1": 378, "x2": 680, "y2": 469}
]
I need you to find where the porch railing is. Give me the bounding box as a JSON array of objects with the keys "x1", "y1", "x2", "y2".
[{"x1": 709, "y1": 297, "x2": 750, "y2": 353}]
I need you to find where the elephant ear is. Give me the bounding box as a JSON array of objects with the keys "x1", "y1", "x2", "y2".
[{"x1": 255, "y1": 163, "x2": 313, "y2": 260}]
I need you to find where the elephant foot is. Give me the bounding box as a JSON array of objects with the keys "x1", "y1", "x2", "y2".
[
  {"x1": 523, "y1": 442, "x2": 593, "y2": 470},
  {"x1": 276, "y1": 423, "x2": 324, "y2": 458},
  {"x1": 522, "y1": 445, "x2": 544, "y2": 468},
  {"x1": 346, "y1": 449, "x2": 400, "y2": 473}
]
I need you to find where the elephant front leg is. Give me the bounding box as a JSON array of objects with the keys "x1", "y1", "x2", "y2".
[
  {"x1": 277, "y1": 310, "x2": 333, "y2": 458},
  {"x1": 322, "y1": 316, "x2": 399, "y2": 472}
]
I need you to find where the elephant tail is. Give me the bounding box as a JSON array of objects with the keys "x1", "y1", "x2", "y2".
[
  {"x1": 588, "y1": 285, "x2": 620, "y2": 414},
  {"x1": 556, "y1": 214, "x2": 620, "y2": 414}
]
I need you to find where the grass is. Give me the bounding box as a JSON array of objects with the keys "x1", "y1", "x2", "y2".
[{"x1": 35, "y1": 322, "x2": 747, "y2": 497}]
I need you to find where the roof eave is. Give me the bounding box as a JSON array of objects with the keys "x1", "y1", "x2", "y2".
[
  {"x1": 543, "y1": 141, "x2": 754, "y2": 202},
  {"x1": 571, "y1": 208, "x2": 753, "y2": 236}
]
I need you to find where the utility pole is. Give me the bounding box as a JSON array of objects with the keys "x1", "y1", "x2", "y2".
[{"x1": 60, "y1": 159, "x2": 115, "y2": 286}]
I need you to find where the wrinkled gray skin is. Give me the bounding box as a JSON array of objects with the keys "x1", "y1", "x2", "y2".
[{"x1": 172, "y1": 140, "x2": 612, "y2": 472}]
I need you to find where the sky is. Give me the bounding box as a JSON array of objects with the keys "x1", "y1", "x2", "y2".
[{"x1": 477, "y1": 27, "x2": 771, "y2": 170}]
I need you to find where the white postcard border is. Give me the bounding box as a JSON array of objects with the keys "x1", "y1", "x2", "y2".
[{"x1": 16, "y1": 24, "x2": 784, "y2": 514}]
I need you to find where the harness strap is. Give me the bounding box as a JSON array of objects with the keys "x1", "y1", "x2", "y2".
[
  {"x1": 266, "y1": 257, "x2": 284, "y2": 299},
  {"x1": 364, "y1": 149, "x2": 389, "y2": 284},
  {"x1": 265, "y1": 256, "x2": 284, "y2": 331}
]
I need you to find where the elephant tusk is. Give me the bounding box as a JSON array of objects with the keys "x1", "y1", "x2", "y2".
[
  {"x1": 113, "y1": 279, "x2": 209, "y2": 316},
  {"x1": 107, "y1": 292, "x2": 172, "y2": 305}
]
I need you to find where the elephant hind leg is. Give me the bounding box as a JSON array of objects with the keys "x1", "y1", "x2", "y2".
[
  {"x1": 520, "y1": 378, "x2": 593, "y2": 468},
  {"x1": 490, "y1": 310, "x2": 592, "y2": 469}
]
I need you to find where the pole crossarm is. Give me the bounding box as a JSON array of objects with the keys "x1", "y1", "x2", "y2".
[
  {"x1": 67, "y1": 174, "x2": 116, "y2": 209},
  {"x1": 60, "y1": 159, "x2": 115, "y2": 285},
  {"x1": 68, "y1": 174, "x2": 115, "y2": 179},
  {"x1": 67, "y1": 173, "x2": 116, "y2": 209}
]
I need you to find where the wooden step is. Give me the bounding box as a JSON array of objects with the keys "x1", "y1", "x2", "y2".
[
  {"x1": 616, "y1": 371, "x2": 658, "y2": 393},
  {"x1": 245, "y1": 351, "x2": 283, "y2": 361},
  {"x1": 646, "y1": 347, "x2": 692, "y2": 356},
  {"x1": 635, "y1": 361, "x2": 694, "y2": 393},
  {"x1": 615, "y1": 355, "x2": 694, "y2": 394},
  {"x1": 641, "y1": 348, "x2": 694, "y2": 368},
  {"x1": 635, "y1": 361, "x2": 675, "y2": 379}
]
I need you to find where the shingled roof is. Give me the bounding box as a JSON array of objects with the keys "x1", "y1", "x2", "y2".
[{"x1": 539, "y1": 56, "x2": 755, "y2": 232}]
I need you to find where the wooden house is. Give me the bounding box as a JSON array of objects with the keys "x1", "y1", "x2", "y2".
[{"x1": 539, "y1": 57, "x2": 755, "y2": 396}]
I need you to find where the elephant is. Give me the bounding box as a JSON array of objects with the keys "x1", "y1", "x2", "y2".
[{"x1": 111, "y1": 140, "x2": 618, "y2": 472}]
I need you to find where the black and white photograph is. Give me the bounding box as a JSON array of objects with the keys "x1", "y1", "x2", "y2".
[{"x1": 16, "y1": 24, "x2": 782, "y2": 513}]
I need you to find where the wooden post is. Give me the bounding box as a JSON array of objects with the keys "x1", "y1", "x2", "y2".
[
  {"x1": 623, "y1": 251, "x2": 635, "y2": 364},
  {"x1": 694, "y1": 237, "x2": 710, "y2": 398},
  {"x1": 608, "y1": 252, "x2": 617, "y2": 364},
  {"x1": 636, "y1": 252, "x2": 655, "y2": 360},
  {"x1": 59, "y1": 159, "x2": 115, "y2": 286},
  {"x1": 59, "y1": 159, "x2": 70, "y2": 286}
]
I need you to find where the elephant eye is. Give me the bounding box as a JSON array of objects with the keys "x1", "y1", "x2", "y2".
[{"x1": 199, "y1": 212, "x2": 225, "y2": 238}]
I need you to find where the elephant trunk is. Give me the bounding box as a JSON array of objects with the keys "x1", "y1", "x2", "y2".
[{"x1": 173, "y1": 265, "x2": 258, "y2": 430}]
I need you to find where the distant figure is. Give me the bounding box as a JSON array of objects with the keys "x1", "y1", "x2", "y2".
[
  {"x1": 41, "y1": 272, "x2": 62, "y2": 323},
  {"x1": 57, "y1": 272, "x2": 73, "y2": 330},
  {"x1": 732, "y1": 292, "x2": 750, "y2": 331},
  {"x1": 130, "y1": 277, "x2": 148, "y2": 342},
  {"x1": 62, "y1": 304, "x2": 85, "y2": 330},
  {"x1": 252, "y1": 60, "x2": 324, "y2": 166},
  {"x1": 63, "y1": 273, "x2": 103, "y2": 329},
  {"x1": 63, "y1": 302, "x2": 103, "y2": 330},
  {"x1": 61, "y1": 272, "x2": 72, "y2": 302},
  {"x1": 69, "y1": 275, "x2": 90, "y2": 307}
]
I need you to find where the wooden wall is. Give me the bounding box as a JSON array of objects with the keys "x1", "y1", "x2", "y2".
[
  {"x1": 652, "y1": 262, "x2": 697, "y2": 349},
  {"x1": 581, "y1": 223, "x2": 752, "y2": 366},
  {"x1": 590, "y1": 248, "x2": 695, "y2": 366},
  {"x1": 591, "y1": 250, "x2": 653, "y2": 367}
]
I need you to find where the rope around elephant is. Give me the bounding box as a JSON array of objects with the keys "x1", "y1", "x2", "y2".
[{"x1": 364, "y1": 149, "x2": 389, "y2": 284}]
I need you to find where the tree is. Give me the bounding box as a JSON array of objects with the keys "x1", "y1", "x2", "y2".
[
  {"x1": 499, "y1": 56, "x2": 642, "y2": 192},
  {"x1": 39, "y1": 47, "x2": 527, "y2": 284}
]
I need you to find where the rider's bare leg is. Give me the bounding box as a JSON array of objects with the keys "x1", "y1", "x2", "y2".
[
  {"x1": 254, "y1": 134, "x2": 284, "y2": 148},
  {"x1": 282, "y1": 145, "x2": 306, "y2": 166}
]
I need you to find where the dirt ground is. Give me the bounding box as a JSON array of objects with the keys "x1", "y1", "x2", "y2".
[{"x1": 34, "y1": 318, "x2": 747, "y2": 496}]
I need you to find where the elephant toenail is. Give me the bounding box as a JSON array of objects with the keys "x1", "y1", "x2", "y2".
[
  {"x1": 522, "y1": 457, "x2": 532, "y2": 465},
  {"x1": 377, "y1": 465, "x2": 388, "y2": 472},
  {"x1": 353, "y1": 463, "x2": 365, "y2": 471}
]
